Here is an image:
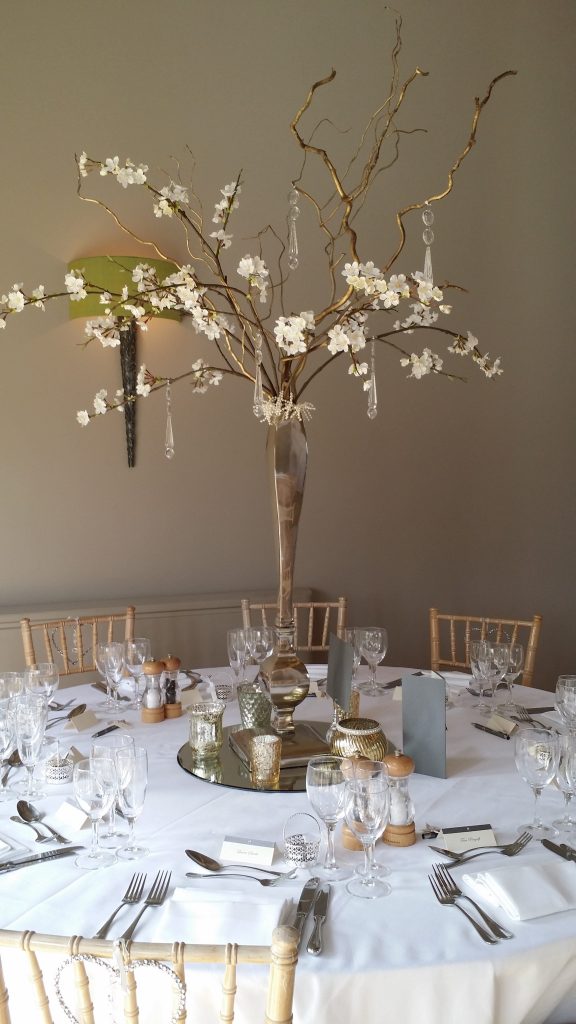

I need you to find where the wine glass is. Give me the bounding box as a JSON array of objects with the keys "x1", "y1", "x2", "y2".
[
  {"x1": 555, "y1": 676, "x2": 576, "y2": 732},
  {"x1": 115, "y1": 745, "x2": 149, "y2": 860},
  {"x1": 514, "y1": 726, "x2": 560, "y2": 839},
  {"x1": 345, "y1": 760, "x2": 391, "y2": 899},
  {"x1": 355, "y1": 628, "x2": 389, "y2": 696},
  {"x1": 496, "y1": 643, "x2": 524, "y2": 711},
  {"x1": 24, "y1": 662, "x2": 60, "y2": 704},
  {"x1": 475, "y1": 641, "x2": 501, "y2": 715},
  {"x1": 0, "y1": 672, "x2": 25, "y2": 708},
  {"x1": 124, "y1": 638, "x2": 152, "y2": 709},
  {"x1": 246, "y1": 627, "x2": 274, "y2": 682},
  {"x1": 13, "y1": 695, "x2": 48, "y2": 798},
  {"x1": 73, "y1": 759, "x2": 116, "y2": 869},
  {"x1": 553, "y1": 733, "x2": 576, "y2": 835},
  {"x1": 99, "y1": 642, "x2": 126, "y2": 723},
  {"x1": 0, "y1": 705, "x2": 15, "y2": 802},
  {"x1": 306, "y1": 755, "x2": 351, "y2": 880},
  {"x1": 227, "y1": 629, "x2": 248, "y2": 685},
  {"x1": 95, "y1": 641, "x2": 114, "y2": 707},
  {"x1": 91, "y1": 731, "x2": 135, "y2": 846}
]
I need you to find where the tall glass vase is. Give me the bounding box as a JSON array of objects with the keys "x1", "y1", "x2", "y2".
[{"x1": 259, "y1": 417, "x2": 310, "y2": 734}]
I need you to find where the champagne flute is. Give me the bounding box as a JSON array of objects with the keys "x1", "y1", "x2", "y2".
[
  {"x1": 345, "y1": 760, "x2": 391, "y2": 899},
  {"x1": 476, "y1": 642, "x2": 500, "y2": 715},
  {"x1": 246, "y1": 627, "x2": 274, "y2": 682},
  {"x1": 555, "y1": 676, "x2": 576, "y2": 732},
  {"x1": 553, "y1": 733, "x2": 576, "y2": 834},
  {"x1": 355, "y1": 628, "x2": 388, "y2": 696},
  {"x1": 0, "y1": 705, "x2": 15, "y2": 802},
  {"x1": 306, "y1": 755, "x2": 351, "y2": 880},
  {"x1": 514, "y1": 726, "x2": 560, "y2": 839},
  {"x1": 0, "y1": 673, "x2": 25, "y2": 707},
  {"x1": 91, "y1": 732, "x2": 135, "y2": 846},
  {"x1": 100, "y1": 642, "x2": 126, "y2": 724},
  {"x1": 227, "y1": 629, "x2": 248, "y2": 685},
  {"x1": 73, "y1": 759, "x2": 116, "y2": 869},
  {"x1": 115, "y1": 745, "x2": 149, "y2": 860},
  {"x1": 13, "y1": 695, "x2": 48, "y2": 798},
  {"x1": 124, "y1": 638, "x2": 152, "y2": 709}
]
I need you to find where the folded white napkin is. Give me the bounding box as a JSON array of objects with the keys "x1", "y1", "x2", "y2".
[
  {"x1": 157, "y1": 887, "x2": 290, "y2": 945},
  {"x1": 463, "y1": 860, "x2": 576, "y2": 920},
  {"x1": 441, "y1": 671, "x2": 473, "y2": 688}
]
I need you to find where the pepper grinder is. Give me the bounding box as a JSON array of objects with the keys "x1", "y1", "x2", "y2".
[
  {"x1": 382, "y1": 749, "x2": 416, "y2": 847},
  {"x1": 141, "y1": 660, "x2": 166, "y2": 723},
  {"x1": 163, "y1": 654, "x2": 182, "y2": 718}
]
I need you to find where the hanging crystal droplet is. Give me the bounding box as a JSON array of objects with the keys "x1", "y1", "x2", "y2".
[
  {"x1": 367, "y1": 341, "x2": 378, "y2": 420},
  {"x1": 164, "y1": 380, "x2": 175, "y2": 459},
  {"x1": 253, "y1": 333, "x2": 265, "y2": 420},
  {"x1": 423, "y1": 246, "x2": 433, "y2": 285},
  {"x1": 422, "y1": 204, "x2": 435, "y2": 285},
  {"x1": 287, "y1": 187, "x2": 300, "y2": 270}
]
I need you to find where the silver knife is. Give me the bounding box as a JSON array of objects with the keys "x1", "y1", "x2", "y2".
[
  {"x1": 92, "y1": 724, "x2": 120, "y2": 738},
  {"x1": 0, "y1": 846, "x2": 83, "y2": 874},
  {"x1": 293, "y1": 877, "x2": 320, "y2": 950},
  {"x1": 542, "y1": 838, "x2": 576, "y2": 861},
  {"x1": 307, "y1": 884, "x2": 330, "y2": 956}
]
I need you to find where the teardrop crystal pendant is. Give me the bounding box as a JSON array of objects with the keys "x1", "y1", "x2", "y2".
[
  {"x1": 367, "y1": 341, "x2": 377, "y2": 420},
  {"x1": 253, "y1": 333, "x2": 265, "y2": 420},
  {"x1": 287, "y1": 187, "x2": 300, "y2": 271},
  {"x1": 422, "y1": 204, "x2": 434, "y2": 285},
  {"x1": 164, "y1": 379, "x2": 175, "y2": 459}
]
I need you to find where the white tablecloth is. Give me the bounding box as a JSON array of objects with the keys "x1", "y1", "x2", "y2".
[{"x1": 1, "y1": 667, "x2": 575, "y2": 1024}]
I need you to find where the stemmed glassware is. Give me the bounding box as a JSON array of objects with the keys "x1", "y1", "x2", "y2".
[
  {"x1": 73, "y1": 758, "x2": 116, "y2": 869},
  {"x1": 474, "y1": 641, "x2": 501, "y2": 715},
  {"x1": 24, "y1": 662, "x2": 59, "y2": 704},
  {"x1": 0, "y1": 673, "x2": 25, "y2": 707},
  {"x1": 91, "y1": 732, "x2": 135, "y2": 846},
  {"x1": 344, "y1": 760, "x2": 391, "y2": 899},
  {"x1": 355, "y1": 628, "x2": 389, "y2": 696},
  {"x1": 115, "y1": 745, "x2": 149, "y2": 860},
  {"x1": 124, "y1": 638, "x2": 152, "y2": 709},
  {"x1": 0, "y1": 705, "x2": 16, "y2": 802},
  {"x1": 514, "y1": 725, "x2": 560, "y2": 839},
  {"x1": 227, "y1": 629, "x2": 248, "y2": 686},
  {"x1": 245, "y1": 627, "x2": 274, "y2": 681},
  {"x1": 553, "y1": 733, "x2": 576, "y2": 835},
  {"x1": 13, "y1": 695, "x2": 48, "y2": 798},
  {"x1": 306, "y1": 755, "x2": 350, "y2": 880},
  {"x1": 98, "y1": 642, "x2": 126, "y2": 723},
  {"x1": 494, "y1": 643, "x2": 523, "y2": 711},
  {"x1": 342, "y1": 628, "x2": 361, "y2": 685},
  {"x1": 555, "y1": 676, "x2": 576, "y2": 732}
]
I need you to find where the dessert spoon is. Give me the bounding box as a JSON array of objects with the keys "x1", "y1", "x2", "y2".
[
  {"x1": 185, "y1": 849, "x2": 295, "y2": 878},
  {"x1": 17, "y1": 800, "x2": 70, "y2": 844},
  {"x1": 45, "y1": 704, "x2": 86, "y2": 729}
]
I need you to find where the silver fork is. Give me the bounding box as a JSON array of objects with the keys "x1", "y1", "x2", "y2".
[
  {"x1": 428, "y1": 830, "x2": 532, "y2": 866},
  {"x1": 121, "y1": 870, "x2": 171, "y2": 941},
  {"x1": 185, "y1": 872, "x2": 290, "y2": 887},
  {"x1": 428, "y1": 873, "x2": 498, "y2": 944},
  {"x1": 93, "y1": 872, "x2": 147, "y2": 939},
  {"x1": 432, "y1": 864, "x2": 514, "y2": 940},
  {"x1": 510, "y1": 706, "x2": 555, "y2": 731}
]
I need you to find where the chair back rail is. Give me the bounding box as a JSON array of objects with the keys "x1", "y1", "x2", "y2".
[
  {"x1": 429, "y1": 608, "x2": 542, "y2": 687},
  {"x1": 20, "y1": 607, "x2": 136, "y2": 675},
  {"x1": 241, "y1": 598, "x2": 347, "y2": 656}
]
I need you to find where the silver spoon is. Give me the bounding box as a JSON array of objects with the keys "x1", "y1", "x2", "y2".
[
  {"x1": 16, "y1": 800, "x2": 70, "y2": 844},
  {"x1": 185, "y1": 849, "x2": 295, "y2": 878},
  {"x1": 1, "y1": 750, "x2": 22, "y2": 787},
  {"x1": 45, "y1": 704, "x2": 86, "y2": 729},
  {"x1": 10, "y1": 815, "x2": 51, "y2": 843},
  {"x1": 48, "y1": 698, "x2": 75, "y2": 712},
  {"x1": 185, "y1": 872, "x2": 288, "y2": 887}
]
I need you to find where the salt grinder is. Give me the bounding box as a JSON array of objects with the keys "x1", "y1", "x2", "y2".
[
  {"x1": 382, "y1": 749, "x2": 416, "y2": 846},
  {"x1": 141, "y1": 660, "x2": 166, "y2": 723}
]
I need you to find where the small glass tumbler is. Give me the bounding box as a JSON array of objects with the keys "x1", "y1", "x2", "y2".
[
  {"x1": 188, "y1": 701, "x2": 226, "y2": 763},
  {"x1": 249, "y1": 733, "x2": 282, "y2": 789},
  {"x1": 283, "y1": 811, "x2": 321, "y2": 868},
  {"x1": 237, "y1": 682, "x2": 273, "y2": 731}
]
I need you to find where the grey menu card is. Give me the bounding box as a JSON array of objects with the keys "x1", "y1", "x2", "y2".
[
  {"x1": 326, "y1": 634, "x2": 354, "y2": 709},
  {"x1": 402, "y1": 672, "x2": 446, "y2": 778}
]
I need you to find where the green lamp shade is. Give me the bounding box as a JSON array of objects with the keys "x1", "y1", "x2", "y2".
[{"x1": 67, "y1": 255, "x2": 181, "y2": 321}]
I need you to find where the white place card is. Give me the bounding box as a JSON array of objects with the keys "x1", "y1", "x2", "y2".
[
  {"x1": 486, "y1": 713, "x2": 517, "y2": 736},
  {"x1": 65, "y1": 709, "x2": 99, "y2": 732},
  {"x1": 52, "y1": 800, "x2": 90, "y2": 831},
  {"x1": 181, "y1": 688, "x2": 204, "y2": 708},
  {"x1": 220, "y1": 835, "x2": 276, "y2": 867},
  {"x1": 438, "y1": 824, "x2": 496, "y2": 854}
]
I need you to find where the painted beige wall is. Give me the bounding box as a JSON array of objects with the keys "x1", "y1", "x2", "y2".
[{"x1": 0, "y1": 0, "x2": 574, "y2": 687}]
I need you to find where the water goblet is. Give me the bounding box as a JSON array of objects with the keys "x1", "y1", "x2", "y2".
[
  {"x1": 115, "y1": 745, "x2": 149, "y2": 859},
  {"x1": 0, "y1": 672, "x2": 25, "y2": 707},
  {"x1": 475, "y1": 641, "x2": 501, "y2": 715},
  {"x1": 514, "y1": 725, "x2": 560, "y2": 839},
  {"x1": 73, "y1": 759, "x2": 116, "y2": 869},
  {"x1": 227, "y1": 629, "x2": 248, "y2": 685},
  {"x1": 355, "y1": 628, "x2": 389, "y2": 696},
  {"x1": 495, "y1": 643, "x2": 524, "y2": 711},
  {"x1": 25, "y1": 662, "x2": 59, "y2": 703},
  {"x1": 124, "y1": 638, "x2": 152, "y2": 709},
  {"x1": 13, "y1": 695, "x2": 48, "y2": 798},
  {"x1": 91, "y1": 732, "x2": 135, "y2": 846},
  {"x1": 246, "y1": 627, "x2": 274, "y2": 682},
  {"x1": 100, "y1": 642, "x2": 126, "y2": 723},
  {"x1": 345, "y1": 760, "x2": 391, "y2": 899},
  {"x1": 0, "y1": 705, "x2": 16, "y2": 802},
  {"x1": 553, "y1": 733, "x2": 576, "y2": 834},
  {"x1": 95, "y1": 642, "x2": 114, "y2": 708},
  {"x1": 555, "y1": 676, "x2": 576, "y2": 732},
  {"x1": 306, "y1": 755, "x2": 351, "y2": 880}
]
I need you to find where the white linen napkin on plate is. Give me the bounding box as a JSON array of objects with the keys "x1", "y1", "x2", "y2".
[
  {"x1": 463, "y1": 860, "x2": 576, "y2": 920},
  {"x1": 156, "y1": 887, "x2": 290, "y2": 945},
  {"x1": 441, "y1": 671, "x2": 473, "y2": 688}
]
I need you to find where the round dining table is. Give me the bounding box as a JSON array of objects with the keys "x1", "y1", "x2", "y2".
[{"x1": 0, "y1": 666, "x2": 575, "y2": 1024}]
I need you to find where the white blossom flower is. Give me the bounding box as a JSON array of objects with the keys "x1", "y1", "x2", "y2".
[
  {"x1": 348, "y1": 361, "x2": 369, "y2": 376},
  {"x1": 93, "y1": 388, "x2": 108, "y2": 415},
  {"x1": 5, "y1": 286, "x2": 25, "y2": 312},
  {"x1": 85, "y1": 315, "x2": 121, "y2": 347},
  {"x1": 388, "y1": 274, "x2": 410, "y2": 298},
  {"x1": 300, "y1": 311, "x2": 315, "y2": 331},
  {"x1": 153, "y1": 181, "x2": 189, "y2": 217},
  {"x1": 78, "y1": 152, "x2": 89, "y2": 177},
  {"x1": 439, "y1": 304, "x2": 452, "y2": 314},
  {"x1": 274, "y1": 315, "x2": 308, "y2": 355},
  {"x1": 237, "y1": 254, "x2": 269, "y2": 302},
  {"x1": 76, "y1": 410, "x2": 90, "y2": 426},
  {"x1": 122, "y1": 303, "x2": 146, "y2": 321},
  {"x1": 221, "y1": 181, "x2": 241, "y2": 198},
  {"x1": 31, "y1": 285, "x2": 45, "y2": 309},
  {"x1": 100, "y1": 156, "x2": 120, "y2": 177},
  {"x1": 400, "y1": 347, "x2": 443, "y2": 379},
  {"x1": 99, "y1": 292, "x2": 111, "y2": 305},
  {"x1": 190, "y1": 358, "x2": 223, "y2": 393},
  {"x1": 65, "y1": 271, "x2": 87, "y2": 301},
  {"x1": 136, "y1": 365, "x2": 151, "y2": 397},
  {"x1": 114, "y1": 389, "x2": 125, "y2": 411},
  {"x1": 209, "y1": 229, "x2": 233, "y2": 249},
  {"x1": 0, "y1": 319, "x2": 5, "y2": 329},
  {"x1": 327, "y1": 324, "x2": 351, "y2": 354}
]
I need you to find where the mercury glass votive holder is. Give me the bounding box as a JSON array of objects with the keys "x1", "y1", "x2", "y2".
[
  {"x1": 188, "y1": 701, "x2": 226, "y2": 762},
  {"x1": 237, "y1": 682, "x2": 273, "y2": 731},
  {"x1": 248, "y1": 733, "x2": 282, "y2": 790}
]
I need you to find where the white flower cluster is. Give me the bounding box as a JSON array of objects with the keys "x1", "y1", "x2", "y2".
[
  {"x1": 190, "y1": 358, "x2": 223, "y2": 393},
  {"x1": 153, "y1": 181, "x2": 189, "y2": 219},
  {"x1": 210, "y1": 180, "x2": 241, "y2": 250},
  {"x1": 64, "y1": 271, "x2": 87, "y2": 302},
  {"x1": 342, "y1": 262, "x2": 412, "y2": 309},
  {"x1": 273, "y1": 312, "x2": 314, "y2": 355},
  {"x1": 327, "y1": 311, "x2": 368, "y2": 355},
  {"x1": 98, "y1": 155, "x2": 148, "y2": 189},
  {"x1": 400, "y1": 348, "x2": 444, "y2": 379},
  {"x1": 237, "y1": 255, "x2": 269, "y2": 304}
]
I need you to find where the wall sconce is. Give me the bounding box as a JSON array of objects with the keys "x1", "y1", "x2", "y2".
[{"x1": 67, "y1": 255, "x2": 180, "y2": 467}]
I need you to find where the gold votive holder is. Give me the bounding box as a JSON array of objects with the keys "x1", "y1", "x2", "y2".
[
  {"x1": 329, "y1": 717, "x2": 389, "y2": 760},
  {"x1": 188, "y1": 701, "x2": 226, "y2": 762},
  {"x1": 248, "y1": 733, "x2": 282, "y2": 790}
]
